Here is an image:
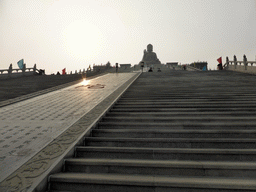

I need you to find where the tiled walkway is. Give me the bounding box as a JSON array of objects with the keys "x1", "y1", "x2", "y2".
[{"x1": 0, "y1": 73, "x2": 138, "y2": 182}]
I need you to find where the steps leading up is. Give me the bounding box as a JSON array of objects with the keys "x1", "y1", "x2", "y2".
[
  {"x1": 97, "y1": 121, "x2": 256, "y2": 129},
  {"x1": 75, "y1": 146, "x2": 256, "y2": 161},
  {"x1": 50, "y1": 173, "x2": 256, "y2": 192},
  {"x1": 48, "y1": 71, "x2": 256, "y2": 191},
  {"x1": 63, "y1": 158, "x2": 256, "y2": 178},
  {"x1": 92, "y1": 128, "x2": 256, "y2": 138},
  {"x1": 84, "y1": 137, "x2": 256, "y2": 149}
]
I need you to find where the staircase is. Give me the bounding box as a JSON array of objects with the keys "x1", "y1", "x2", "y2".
[{"x1": 48, "y1": 71, "x2": 256, "y2": 192}]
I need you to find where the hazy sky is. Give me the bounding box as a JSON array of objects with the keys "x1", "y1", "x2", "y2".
[{"x1": 0, "y1": 0, "x2": 255, "y2": 74}]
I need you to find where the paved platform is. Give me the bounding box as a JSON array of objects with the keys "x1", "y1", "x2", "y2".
[{"x1": 0, "y1": 72, "x2": 139, "y2": 184}]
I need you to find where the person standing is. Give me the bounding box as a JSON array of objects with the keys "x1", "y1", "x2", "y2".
[
  {"x1": 115, "y1": 63, "x2": 118, "y2": 73},
  {"x1": 217, "y1": 57, "x2": 223, "y2": 70}
]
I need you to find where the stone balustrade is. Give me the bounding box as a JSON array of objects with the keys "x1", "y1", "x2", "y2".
[
  {"x1": 224, "y1": 55, "x2": 256, "y2": 74},
  {"x1": 1, "y1": 61, "x2": 132, "y2": 80},
  {"x1": 0, "y1": 64, "x2": 38, "y2": 79}
]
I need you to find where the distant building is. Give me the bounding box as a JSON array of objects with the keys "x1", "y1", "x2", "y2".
[
  {"x1": 120, "y1": 64, "x2": 131, "y2": 70},
  {"x1": 93, "y1": 62, "x2": 111, "y2": 72},
  {"x1": 166, "y1": 62, "x2": 178, "y2": 68},
  {"x1": 190, "y1": 62, "x2": 208, "y2": 70}
]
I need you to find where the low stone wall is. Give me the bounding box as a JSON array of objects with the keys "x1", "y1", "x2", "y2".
[
  {"x1": 0, "y1": 71, "x2": 35, "y2": 79},
  {"x1": 0, "y1": 74, "x2": 84, "y2": 103}
]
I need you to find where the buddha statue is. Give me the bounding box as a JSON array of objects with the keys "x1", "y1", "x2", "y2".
[{"x1": 141, "y1": 44, "x2": 161, "y2": 65}]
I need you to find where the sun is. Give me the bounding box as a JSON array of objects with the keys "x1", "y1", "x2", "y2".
[
  {"x1": 63, "y1": 20, "x2": 104, "y2": 61},
  {"x1": 81, "y1": 79, "x2": 90, "y2": 86}
]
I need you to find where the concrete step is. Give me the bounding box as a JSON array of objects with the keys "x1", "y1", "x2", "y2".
[
  {"x1": 113, "y1": 103, "x2": 256, "y2": 108},
  {"x1": 101, "y1": 116, "x2": 256, "y2": 123},
  {"x1": 106, "y1": 111, "x2": 256, "y2": 117},
  {"x1": 116, "y1": 100, "x2": 256, "y2": 105},
  {"x1": 92, "y1": 129, "x2": 256, "y2": 138},
  {"x1": 119, "y1": 98, "x2": 256, "y2": 102},
  {"x1": 49, "y1": 173, "x2": 256, "y2": 192},
  {"x1": 120, "y1": 95, "x2": 256, "y2": 100},
  {"x1": 97, "y1": 121, "x2": 256, "y2": 129},
  {"x1": 121, "y1": 92, "x2": 256, "y2": 97},
  {"x1": 110, "y1": 107, "x2": 256, "y2": 112},
  {"x1": 64, "y1": 158, "x2": 256, "y2": 179},
  {"x1": 75, "y1": 146, "x2": 256, "y2": 162},
  {"x1": 84, "y1": 137, "x2": 256, "y2": 149}
]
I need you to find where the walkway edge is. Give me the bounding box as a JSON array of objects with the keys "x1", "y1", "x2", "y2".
[{"x1": 0, "y1": 72, "x2": 141, "y2": 192}]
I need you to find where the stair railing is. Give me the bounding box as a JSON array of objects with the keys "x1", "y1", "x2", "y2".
[{"x1": 224, "y1": 55, "x2": 256, "y2": 74}]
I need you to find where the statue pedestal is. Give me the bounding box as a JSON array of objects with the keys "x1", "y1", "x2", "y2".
[
  {"x1": 146, "y1": 63, "x2": 171, "y2": 72},
  {"x1": 145, "y1": 63, "x2": 161, "y2": 68}
]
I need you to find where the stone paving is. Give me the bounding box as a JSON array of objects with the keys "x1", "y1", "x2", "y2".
[{"x1": 0, "y1": 72, "x2": 139, "y2": 183}]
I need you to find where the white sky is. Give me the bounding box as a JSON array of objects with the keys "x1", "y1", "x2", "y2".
[{"x1": 0, "y1": 0, "x2": 255, "y2": 74}]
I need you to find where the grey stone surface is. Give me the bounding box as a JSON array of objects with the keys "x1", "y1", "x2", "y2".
[
  {"x1": 49, "y1": 173, "x2": 256, "y2": 191},
  {"x1": 49, "y1": 70, "x2": 256, "y2": 191},
  {"x1": 0, "y1": 72, "x2": 140, "y2": 191}
]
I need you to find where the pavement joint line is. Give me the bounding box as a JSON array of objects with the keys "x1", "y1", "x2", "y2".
[{"x1": 0, "y1": 72, "x2": 140, "y2": 192}]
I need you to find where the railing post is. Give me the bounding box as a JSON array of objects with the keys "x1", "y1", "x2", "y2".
[
  {"x1": 226, "y1": 57, "x2": 229, "y2": 68},
  {"x1": 8, "y1": 64, "x2": 13, "y2": 77},
  {"x1": 234, "y1": 55, "x2": 237, "y2": 69},
  {"x1": 243, "y1": 54, "x2": 247, "y2": 70},
  {"x1": 33, "y1": 64, "x2": 37, "y2": 74},
  {"x1": 22, "y1": 64, "x2": 26, "y2": 76}
]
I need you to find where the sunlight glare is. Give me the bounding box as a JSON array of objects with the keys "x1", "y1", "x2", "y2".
[
  {"x1": 63, "y1": 20, "x2": 104, "y2": 61},
  {"x1": 81, "y1": 79, "x2": 90, "y2": 86}
]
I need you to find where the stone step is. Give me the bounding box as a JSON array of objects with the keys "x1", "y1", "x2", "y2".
[
  {"x1": 49, "y1": 172, "x2": 256, "y2": 192},
  {"x1": 101, "y1": 116, "x2": 256, "y2": 123},
  {"x1": 119, "y1": 98, "x2": 256, "y2": 101},
  {"x1": 120, "y1": 96, "x2": 256, "y2": 100},
  {"x1": 97, "y1": 121, "x2": 256, "y2": 129},
  {"x1": 116, "y1": 100, "x2": 256, "y2": 105},
  {"x1": 92, "y1": 129, "x2": 256, "y2": 138},
  {"x1": 123, "y1": 88, "x2": 256, "y2": 92},
  {"x1": 64, "y1": 158, "x2": 256, "y2": 178},
  {"x1": 110, "y1": 107, "x2": 256, "y2": 112},
  {"x1": 106, "y1": 111, "x2": 256, "y2": 117},
  {"x1": 113, "y1": 103, "x2": 256, "y2": 108},
  {"x1": 75, "y1": 146, "x2": 256, "y2": 162},
  {"x1": 119, "y1": 98, "x2": 256, "y2": 102},
  {"x1": 121, "y1": 93, "x2": 256, "y2": 97},
  {"x1": 84, "y1": 137, "x2": 256, "y2": 149}
]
